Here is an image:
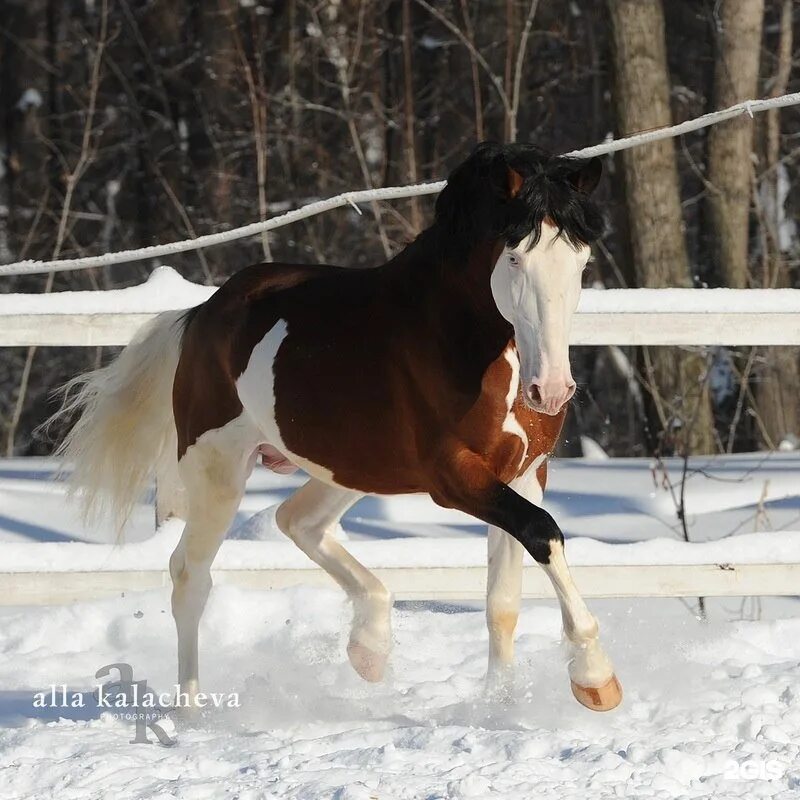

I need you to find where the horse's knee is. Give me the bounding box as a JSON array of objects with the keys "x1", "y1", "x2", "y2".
[
  {"x1": 487, "y1": 587, "x2": 519, "y2": 631},
  {"x1": 487, "y1": 577, "x2": 520, "y2": 660}
]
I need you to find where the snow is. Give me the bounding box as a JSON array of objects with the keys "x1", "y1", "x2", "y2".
[
  {"x1": 3, "y1": 266, "x2": 800, "y2": 316},
  {"x1": 3, "y1": 520, "x2": 800, "y2": 574},
  {"x1": 15, "y1": 89, "x2": 43, "y2": 111},
  {"x1": 4, "y1": 585, "x2": 800, "y2": 797},
  {"x1": 0, "y1": 450, "x2": 797, "y2": 545},
  {"x1": 0, "y1": 267, "x2": 214, "y2": 316},
  {"x1": 1, "y1": 452, "x2": 799, "y2": 797},
  {"x1": 1, "y1": 452, "x2": 798, "y2": 565},
  {"x1": 577, "y1": 287, "x2": 800, "y2": 313}
]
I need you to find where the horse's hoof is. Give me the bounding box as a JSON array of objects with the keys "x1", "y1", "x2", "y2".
[
  {"x1": 347, "y1": 642, "x2": 388, "y2": 682},
  {"x1": 570, "y1": 674, "x2": 623, "y2": 712}
]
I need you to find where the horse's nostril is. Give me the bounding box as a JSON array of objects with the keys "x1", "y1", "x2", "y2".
[{"x1": 528, "y1": 384, "x2": 542, "y2": 405}]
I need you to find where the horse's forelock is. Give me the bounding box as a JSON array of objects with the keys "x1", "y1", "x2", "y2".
[{"x1": 435, "y1": 143, "x2": 605, "y2": 255}]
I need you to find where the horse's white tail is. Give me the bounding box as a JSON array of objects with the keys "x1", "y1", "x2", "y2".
[{"x1": 49, "y1": 309, "x2": 189, "y2": 531}]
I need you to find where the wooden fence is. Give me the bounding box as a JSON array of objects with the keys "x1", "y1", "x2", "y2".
[{"x1": 0, "y1": 282, "x2": 798, "y2": 604}]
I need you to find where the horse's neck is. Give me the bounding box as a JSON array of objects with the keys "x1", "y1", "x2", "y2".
[
  {"x1": 438, "y1": 236, "x2": 509, "y2": 342},
  {"x1": 388, "y1": 230, "x2": 513, "y2": 366}
]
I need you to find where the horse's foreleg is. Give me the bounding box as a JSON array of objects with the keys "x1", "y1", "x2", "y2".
[
  {"x1": 170, "y1": 420, "x2": 257, "y2": 707},
  {"x1": 486, "y1": 525, "x2": 524, "y2": 689},
  {"x1": 431, "y1": 441, "x2": 621, "y2": 711},
  {"x1": 275, "y1": 479, "x2": 393, "y2": 682},
  {"x1": 485, "y1": 457, "x2": 544, "y2": 685},
  {"x1": 539, "y1": 538, "x2": 621, "y2": 711}
]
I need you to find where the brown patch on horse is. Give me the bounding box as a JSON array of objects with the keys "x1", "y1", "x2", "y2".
[
  {"x1": 514, "y1": 403, "x2": 567, "y2": 482},
  {"x1": 175, "y1": 247, "x2": 566, "y2": 502}
]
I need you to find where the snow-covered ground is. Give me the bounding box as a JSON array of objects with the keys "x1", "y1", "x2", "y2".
[
  {"x1": 1, "y1": 452, "x2": 800, "y2": 798},
  {"x1": 4, "y1": 587, "x2": 800, "y2": 798},
  {"x1": 2, "y1": 450, "x2": 799, "y2": 546}
]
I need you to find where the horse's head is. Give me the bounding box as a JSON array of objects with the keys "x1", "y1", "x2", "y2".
[{"x1": 436, "y1": 143, "x2": 604, "y2": 415}]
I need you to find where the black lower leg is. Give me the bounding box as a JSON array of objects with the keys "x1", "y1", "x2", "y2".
[
  {"x1": 485, "y1": 483, "x2": 563, "y2": 564},
  {"x1": 428, "y1": 444, "x2": 564, "y2": 565}
]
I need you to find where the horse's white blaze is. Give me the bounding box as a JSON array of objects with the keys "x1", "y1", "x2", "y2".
[
  {"x1": 236, "y1": 319, "x2": 339, "y2": 486},
  {"x1": 491, "y1": 221, "x2": 590, "y2": 414},
  {"x1": 501, "y1": 347, "x2": 528, "y2": 464}
]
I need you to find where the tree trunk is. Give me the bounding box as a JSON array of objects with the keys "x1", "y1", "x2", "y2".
[
  {"x1": 607, "y1": 0, "x2": 716, "y2": 454},
  {"x1": 707, "y1": 0, "x2": 763, "y2": 290},
  {"x1": 755, "y1": 0, "x2": 798, "y2": 448},
  {"x1": 402, "y1": 0, "x2": 422, "y2": 233}
]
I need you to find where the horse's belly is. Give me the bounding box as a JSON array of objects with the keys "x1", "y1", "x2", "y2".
[{"x1": 235, "y1": 319, "x2": 348, "y2": 486}]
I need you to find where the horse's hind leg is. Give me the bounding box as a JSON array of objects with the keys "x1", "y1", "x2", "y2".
[
  {"x1": 169, "y1": 418, "x2": 257, "y2": 706},
  {"x1": 276, "y1": 478, "x2": 393, "y2": 682}
]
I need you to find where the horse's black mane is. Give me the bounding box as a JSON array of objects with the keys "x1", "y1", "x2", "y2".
[{"x1": 434, "y1": 142, "x2": 605, "y2": 254}]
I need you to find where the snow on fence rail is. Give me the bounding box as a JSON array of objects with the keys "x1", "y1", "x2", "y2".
[
  {"x1": 3, "y1": 527, "x2": 800, "y2": 605},
  {"x1": 1, "y1": 266, "x2": 800, "y2": 347},
  {"x1": 1, "y1": 92, "x2": 799, "y2": 278}
]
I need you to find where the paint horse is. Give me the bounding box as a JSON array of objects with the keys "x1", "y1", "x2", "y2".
[{"x1": 55, "y1": 142, "x2": 622, "y2": 712}]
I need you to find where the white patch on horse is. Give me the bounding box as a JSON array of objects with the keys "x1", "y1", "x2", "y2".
[
  {"x1": 501, "y1": 346, "x2": 528, "y2": 464},
  {"x1": 235, "y1": 319, "x2": 339, "y2": 486}
]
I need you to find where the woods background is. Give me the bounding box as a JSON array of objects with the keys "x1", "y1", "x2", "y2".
[{"x1": 0, "y1": 0, "x2": 798, "y2": 459}]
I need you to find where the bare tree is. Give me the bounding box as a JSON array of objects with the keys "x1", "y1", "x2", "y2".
[
  {"x1": 607, "y1": 0, "x2": 716, "y2": 454},
  {"x1": 707, "y1": 0, "x2": 764, "y2": 289},
  {"x1": 754, "y1": 0, "x2": 798, "y2": 447}
]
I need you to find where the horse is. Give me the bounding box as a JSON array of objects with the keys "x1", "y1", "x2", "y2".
[{"x1": 53, "y1": 141, "x2": 622, "y2": 713}]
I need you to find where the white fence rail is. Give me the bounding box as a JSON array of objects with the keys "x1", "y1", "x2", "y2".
[
  {"x1": 2, "y1": 528, "x2": 800, "y2": 605},
  {"x1": 2, "y1": 268, "x2": 800, "y2": 346},
  {"x1": 3, "y1": 307, "x2": 800, "y2": 347},
  {"x1": 4, "y1": 562, "x2": 800, "y2": 606}
]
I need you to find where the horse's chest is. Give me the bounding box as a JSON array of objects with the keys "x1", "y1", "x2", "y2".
[{"x1": 457, "y1": 346, "x2": 530, "y2": 481}]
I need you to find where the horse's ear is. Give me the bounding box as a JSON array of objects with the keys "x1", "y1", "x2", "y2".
[
  {"x1": 569, "y1": 157, "x2": 602, "y2": 195},
  {"x1": 507, "y1": 167, "x2": 524, "y2": 198}
]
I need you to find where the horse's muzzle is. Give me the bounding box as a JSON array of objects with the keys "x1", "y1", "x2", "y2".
[{"x1": 524, "y1": 380, "x2": 576, "y2": 415}]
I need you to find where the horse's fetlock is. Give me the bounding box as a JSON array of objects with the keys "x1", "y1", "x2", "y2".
[
  {"x1": 368, "y1": 582, "x2": 392, "y2": 609},
  {"x1": 566, "y1": 613, "x2": 599, "y2": 645},
  {"x1": 487, "y1": 607, "x2": 519, "y2": 638}
]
